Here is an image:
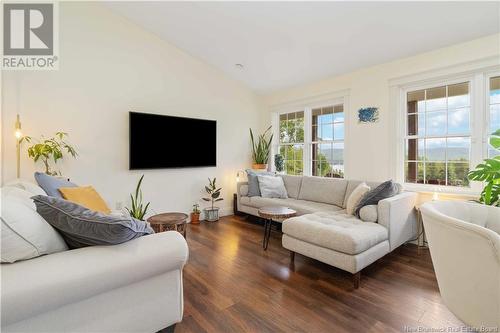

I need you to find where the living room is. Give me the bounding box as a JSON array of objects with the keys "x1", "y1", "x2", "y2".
[{"x1": 1, "y1": 1, "x2": 499, "y2": 332}]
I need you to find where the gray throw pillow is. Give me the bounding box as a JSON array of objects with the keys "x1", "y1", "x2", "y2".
[
  {"x1": 32, "y1": 195, "x2": 154, "y2": 249},
  {"x1": 246, "y1": 169, "x2": 275, "y2": 197},
  {"x1": 354, "y1": 180, "x2": 401, "y2": 217},
  {"x1": 34, "y1": 172, "x2": 77, "y2": 198}
]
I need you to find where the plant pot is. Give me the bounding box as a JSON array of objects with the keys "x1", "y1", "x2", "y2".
[
  {"x1": 252, "y1": 163, "x2": 268, "y2": 170},
  {"x1": 190, "y1": 212, "x2": 200, "y2": 224},
  {"x1": 204, "y1": 207, "x2": 220, "y2": 222}
]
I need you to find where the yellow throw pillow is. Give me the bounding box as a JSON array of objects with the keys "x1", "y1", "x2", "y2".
[{"x1": 59, "y1": 186, "x2": 111, "y2": 214}]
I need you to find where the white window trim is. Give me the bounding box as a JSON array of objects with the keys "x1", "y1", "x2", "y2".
[
  {"x1": 270, "y1": 90, "x2": 350, "y2": 177},
  {"x1": 390, "y1": 58, "x2": 500, "y2": 195},
  {"x1": 485, "y1": 70, "x2": 500, "y2": 158}
]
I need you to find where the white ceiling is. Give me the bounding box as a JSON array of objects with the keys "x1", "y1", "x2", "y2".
[{"x1": 104, "y1": 1, "x2": 500, "y2": 94}]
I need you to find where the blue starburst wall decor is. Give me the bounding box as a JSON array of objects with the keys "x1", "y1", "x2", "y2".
[{"x1": 358, "y1": 107, "x2": 379, "y2": 123}]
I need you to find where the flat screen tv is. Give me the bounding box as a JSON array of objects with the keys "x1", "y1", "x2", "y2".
[{"x1": 129, "y1": 112, "x2": 216, "y2": 169}]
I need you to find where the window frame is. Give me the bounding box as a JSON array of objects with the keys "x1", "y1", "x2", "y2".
[
  {"x1": 277, "y1": 111, "x2": 306, "y2": 176},
  {"x1": 271, "y1": 92, "x2": 349, "y2": 178},
  {"x1": 310, "y1": 104, "x2": 345, "y2": 178},
  {"x1": 485, "y1": 71, "x2": 500, "y2": 158},
  {"x1": 403, "y1": 79, "x2": 473, "y2": 188},
  {"x1": 395, "y1": 72, "x2": 492, "y2": 194}
]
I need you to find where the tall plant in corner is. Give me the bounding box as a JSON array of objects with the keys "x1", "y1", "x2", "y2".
[
  {"x1": 468, "y1": 129, "x2": 500, "y2": 206},
  {"x1": 250, "y1": 126, "x2": 273, "y2": 170},
  {"x1": 21, "y1": 132, "x2": 77, "y2": 176},
  {"x1": 126, "y1": 175, "x2": 150, "y2": 220}
]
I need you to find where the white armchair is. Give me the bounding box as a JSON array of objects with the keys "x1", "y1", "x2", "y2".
[{"x1": 421, "y1": 201, "x2": 500, "y2": 328}]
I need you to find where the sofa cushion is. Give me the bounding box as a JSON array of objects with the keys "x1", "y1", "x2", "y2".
[
  {"x1": 354, "y1": 180, "x2": 402, "y2": 217},
  {"x1": 4, "y1": 179, "x2": 46, "y2": 196},
  {"x1": 346, "y1": 183, "x2": 370, "y2": 215},
  {"x1": 360, "y1": 205, "x2": 378, "y2": 222},
  {"x1": 282, "y1": 211, "x2": 388, "y2": 255},
  {"x1": 343, "y1": 180, "x2": 382, "y2": 208},
  {"x1": 59, "y1": 186, "x2": 111, "y2": 214},
  {"x1": 240, "y1": 196, "x2": 342, "y2": 215},
  {"x1": 32, "y1": 195, "x2": 154, "y2": 249},
  {"x1": 239, "y1": 184, "x2": 249, "y2": 197},
  {"x1": 298, "y1": 176, "x2": 347, "y2": 207},
  {"x1": 246, "y1": 170, "x2": 274, "y2": 197},
  {"x1": 1, "y1": 188, "x2": 68, "y2": 263},
  {"x1": 257, "y1": 175, "x2": 288, "y2": 199},
  {"x1": 35, "y1": 172, "x2": 77, "y2": 198},
  {"x1": 280, "y1": 175, "x2": 302, "y2": 199}
]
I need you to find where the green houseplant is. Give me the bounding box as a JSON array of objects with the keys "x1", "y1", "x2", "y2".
[
  {"x1": 274, "y1": 154, "x2": 284, "y2": 173},
  {"x1": 250, "y1": 126, "x2": 273, "y2": 170},
  {"x1": 126, "y1": 175, "x2": 151, "y2": 220},
  {"x1": 468, "y1": 129, "x2": 500, "y2": 206},
  {"x1": 202, "y1": 178, "x2": 223, "y2": 222},
  {"x1": 21, "y1": 132, "x2": 77, "y2": 176}
]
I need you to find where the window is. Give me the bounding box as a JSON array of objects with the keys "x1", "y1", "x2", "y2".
[
  {"x1": 279, "y1": 111, "x2": 304, "y2": 175},
  {"x1": 489, "y1": 76, "x2": 500, "y2": 157},
  {"x1": 274, "y1": 98, "x2": 347, "y2": 178},
  {"x1": 311, "y1": 105, "x2": 345, "y2": 178},
  {"x1": 404, "y1": 82, "x2": 471, "y2": 187}
]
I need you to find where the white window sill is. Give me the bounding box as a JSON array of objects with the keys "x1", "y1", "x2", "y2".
[{"x1": 402, "y1": 183, "x2": 480, "y2": 197}]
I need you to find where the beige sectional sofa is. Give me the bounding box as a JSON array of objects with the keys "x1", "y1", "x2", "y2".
[{"x1": 237, "y1": 175, "x2": 417, "y2": 287}]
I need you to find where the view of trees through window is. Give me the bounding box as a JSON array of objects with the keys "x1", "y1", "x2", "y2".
[
  {"x1": 279, "y1": 112, "x2": 304, "y2": 175},
  {"x1": 405, "y1": 82, "x2": 471, "y2": 186},
  {"x1": 278, "y1": 104, "x2": 345, "y2": 178}
]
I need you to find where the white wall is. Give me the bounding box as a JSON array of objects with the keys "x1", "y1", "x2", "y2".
[
  {"x1": 1, "y1": 3, "x2": 264, "y2": 217},
  {"x1": 264, "y1": 34, "x2": 500, "y2": 183}
]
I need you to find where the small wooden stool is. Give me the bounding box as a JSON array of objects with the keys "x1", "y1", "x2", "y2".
[{"x1": 147, "y1": 212, "x2": 188, "y2": 238}]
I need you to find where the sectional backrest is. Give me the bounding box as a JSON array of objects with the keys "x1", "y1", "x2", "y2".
[
  {"x1": 297, "y1": 176, "x2": 348, "y2": 207},
  {"x1": 279, "y1": 175, "x2": 383, "y2": 208},
  {"x1": 280, "y1": 175, "x2": 303, "y2": 199}
]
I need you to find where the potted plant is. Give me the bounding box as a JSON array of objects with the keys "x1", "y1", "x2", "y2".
[
  {"x1": 250, "y1": 126, "x2": 273, "y2": 170},
  {"x1": 191, "y1": 204, "x2": 201, "y2": 224},
  {"x1": 20, "y1": 132, "x2": 77, "y2": 176},
  {"x1": 126, "y1": 175, "x2": 151, "y2": 220},
  {"x1": 468, "y1": 129, "x2": 500, "y2": 206},
  {"x1": 202, "y1": 178, "x2": 223, "y2": 222},
  {"x1": 274, "y1": 154, "x2": 284, "y2": 174}
]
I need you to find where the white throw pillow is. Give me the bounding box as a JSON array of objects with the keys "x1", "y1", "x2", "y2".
[
  {"x1": 346, "y1": 183, "x2": 370, "y2": 215},
  {"x1": 257, "y1": 175, "x2": 288, "y2": 199},
  {"x1": 4, "y1": 179, "x2": 46, "y2": 196},
  {"x1": 359, "y1": 205, "x2": 378, "y2": 222},
  {"x1": 1, "y1": 188, "x2": 68, "y2": 263}
]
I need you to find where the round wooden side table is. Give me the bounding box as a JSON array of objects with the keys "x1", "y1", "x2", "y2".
[
  {"x1": 258, "y1": 206, "x2": 297, "y2": 250},
  {"x1": 147, "y1": 212, "x2": 188, "y2": 238}
]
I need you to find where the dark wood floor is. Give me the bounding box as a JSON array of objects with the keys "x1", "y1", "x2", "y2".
[{"x1": 176, "y1": 215, "x2": 463, "y2": 333}]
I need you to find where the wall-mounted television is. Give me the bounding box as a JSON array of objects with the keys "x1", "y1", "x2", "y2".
[{"x1": 129, "y1": 112, "x2": 216, "y2": 169}]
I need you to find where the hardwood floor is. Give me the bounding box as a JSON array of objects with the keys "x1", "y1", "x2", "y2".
[{"x1": 176, "y1": 215, "x2": 463, "y2": 333}]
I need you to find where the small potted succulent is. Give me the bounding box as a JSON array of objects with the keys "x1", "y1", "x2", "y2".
[
  {"x1": 202, "y1": 178, "x2": 223, "y2": 222},
  {"x1": 191, "y1": 204, "x2": 201, "y2": 224}
]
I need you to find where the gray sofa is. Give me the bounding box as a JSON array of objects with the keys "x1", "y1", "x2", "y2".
[{"x1": 237, "y1": 175, "x2": 417, "y2": 288}]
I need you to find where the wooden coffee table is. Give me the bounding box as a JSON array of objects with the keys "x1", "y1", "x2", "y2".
[
  {"x1": 258, "y1": 206, "x2": 297, "y2": 250},
  {"x1": 147, "y1": 212, "x2": 188, "y2": 238}
]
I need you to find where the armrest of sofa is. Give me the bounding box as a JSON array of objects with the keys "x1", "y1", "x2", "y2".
[
  {"x1": 1, "y1": 231, "x2": 188, "y2": 327},
  {"x1": 237, "y1": 181, "x2": 249, "y2": 197},
  {"x1": 378, "y1": 192, "x2": 418, "y2": 251}
]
